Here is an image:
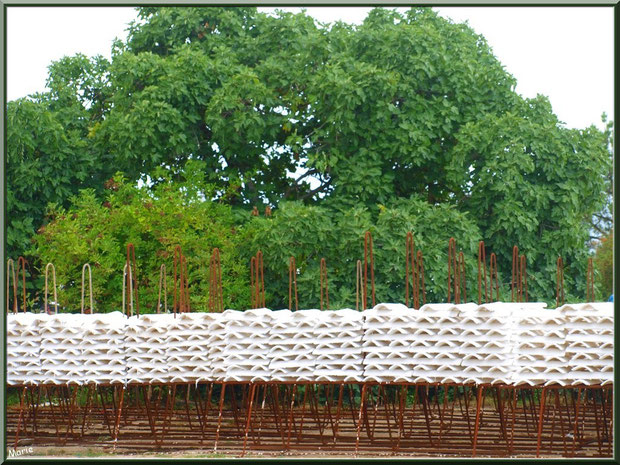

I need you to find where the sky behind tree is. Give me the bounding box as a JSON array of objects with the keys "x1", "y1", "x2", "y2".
[{"x1": 6, "y1": 6, "x2": 613, "y2": 130}]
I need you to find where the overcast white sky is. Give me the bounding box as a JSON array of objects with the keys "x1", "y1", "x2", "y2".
[{"x1": 6, "y1": 6, "x2": 614, "y2": 130}]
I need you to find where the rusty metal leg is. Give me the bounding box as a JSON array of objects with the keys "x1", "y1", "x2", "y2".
[
  {"x1": 214, "y1": 383, "x2": 226, "y2": 453},
  {"x1": 332, "y1": 383, "x2": 344, "y2": 444},
  {"x1": 355, "y1": 383, "x2": 368, "y2": 457},
  {"x1": 241, "y1": 383, "x2": 257, "y2": 457},
  {"x1": 112, "y1": 385, "x2": 125, "y2": 451},
  {"x1": 13, "y1": 386, "x2": 28, "y2": 449},
  {"x1": 472, "y1": 385, "x2": 485, "y2": 457},
  {"x1": 45, "y1": 386, "x2": 61, "y2": 440},
  {"x1": 570, "y1": 387, "x2": 582, "y2": 456},
  {"x1": 285, "y1": 384, "x2": 298, "y2": 450},
  {"x1": 536, "y1": 387, "x2": 548, "y2": 457},
  {"x1": 255, "y1": 384, "x2": 268, "y2": 447},
  {"x1": 296, "y1": 384, "x2": 310, "y2": 442}
]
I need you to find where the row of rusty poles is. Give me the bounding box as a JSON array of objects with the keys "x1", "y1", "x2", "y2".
[
  {"x1": 405, "y1": 232, "x2": 426, "y2": 309},
  {"x1": 9, "y1": 382, "x2": 613, "y2": 457},
  {"x1": 5, "y1": 239, "x2": 599, "y2": 315},
  {"x1": 6, "y1": 256, "x2": 28, "y2": 313}
]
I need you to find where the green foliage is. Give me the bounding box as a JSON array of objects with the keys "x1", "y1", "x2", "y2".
[
  {"x1": 8, "y1": 7, "x2": 613, "y2": 306},
  {"x1": 242, "y1": 200, "x2": 494, "y2": 309},
  {"x1": 449, "y1": 96, "x2": 611, "y2": 302},
  {"x1": 6, "y1": 54, "x2": 114, "y2": 260},
  {"x1": 29, "y1": 161, "x2": 250, "y2": 312},
  {"x1": 594, "y1": 229, "x2": 613, "y2": 299}
]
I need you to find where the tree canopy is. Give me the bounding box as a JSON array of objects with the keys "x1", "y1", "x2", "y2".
[{"x1": 7, "y1": 7, "x2": 613, "y2": 309}]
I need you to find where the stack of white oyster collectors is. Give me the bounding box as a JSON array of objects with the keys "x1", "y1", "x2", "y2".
[
  {"x1": 511, "y1": 303, "x2": 567, "y2": 386},
  {"x1": 561, "y1": 302, "x2": 614, "y2": 386},
  {"x1": 362, "y1": 303, "x2": 417, "y2": 382},
  {"x1": 125, "y1": 313, "x2": 174, "y2": 384},
  {"x1": 313, "y1": 309, "x2": 365, "y2": 382},
  {"x1": 39, "y1": 313, "x2": 87, "y2": 385},
  {"x1": 7, "y1": 312, "x2": 45, "y2": 386},
  {"x1": 410, "y1": 303, "x2": 469, "y2": 384},
  {"x1": 81, "y1": 311, "x2": 127, "y2": 385},
  {"x1": 167, "y1": 312, "x2": 215, "y2": 384},
  {"x1": 269, "y1": 310, "x2": 322, "y2": 382},
  {"x1": 460, "y1": 303, "x2": 514, "y2": 385},
  {"x1": 224, "y1": 308, "x2": 273, "y2": 382}
]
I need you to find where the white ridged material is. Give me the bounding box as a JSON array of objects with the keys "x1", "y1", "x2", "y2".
[
  {"x1": 460, "y1": 302, "x2": 518, "y2": 385},
  {"x1": 362, "y1": 303, "x2": 417, "y2": 383},
  {"x1": 7, "y1": 313, "x2": 46, "y2": 386},
  {"x1": 314, "y1": 309, "x2": 364, "y2": 382},
  {"x1": 125, "y1": 314, "x2": 175, "y2": 384},
  {"x1": 411, "y1": 303, "x2": 472, "y2": 384},
  {"x1": 81, "y1": 312, "x2": 127, "y2": 385},
  {"x1": 269, "y1": 310, "x2": 322, "y2": 382},
  {"x1": 511, "y1": 304, "x2": 565, "y2": 387},
  {"x1": 224, "y1": 308, "x2": 273, "y2": 382},
  {"x1": 167, "y1": 312, "x2": 216, "y2": 384},
  {"x1": 6, "y1": 303, "x2": 614, "y2": 386},
  {"x1": 39, "y1": 313, "x2": 89, "y2": 385},
  {"x1": 207, "y1": 310, "x2": 236, "y2": 382},
  {"x1": 560, "y1": 303, "x2": 614, "y2": 386}
]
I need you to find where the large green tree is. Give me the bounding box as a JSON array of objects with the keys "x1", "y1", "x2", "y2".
[{"x1": 7, "y1": 6, "x2": 612, "y2": 305}]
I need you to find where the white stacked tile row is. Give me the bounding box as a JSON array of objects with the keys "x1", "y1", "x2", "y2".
[
  {"x1": 362, "y1": 303, "x2": 417, "y2": 382},
  {"x1": 511, "y1": 304, "x2": 566, "y2": 386},
  {"x1": 460, "y1": 302, "x2": 522, "y2": 385},
  {"x1": 411, "y1": 303, "x2": 471, "y2": 384},
  {"x1": 39, "y1": 314, "x2": 88, "y2": 385},
  {"x1": 125, "y1": 313, "x2": 174, "y2": 384},
  {"x1": 81, "y1": 312, "x2": 127, "y2": 385},
  {"x1": 269, "y1": 310, "x2": 322, "y2": 382},
  {"x1": 560, "y1": 302, "x2": 613, "y2": 386},
  {"x1": 5, "y1": 304, "x2": 614, "y2": 386},
  {"x1": 223, "y1": 309, "x2": 273, "y2": 382},
  {"x1": 7, "y1": 313, "x2": 46, "y2": 386},
  {"x1": 167, "y1": 312, "x2": 215, "y2": 384},
  {"x1": 313, "y1": 309, "x2": 364, "y2": 382}
]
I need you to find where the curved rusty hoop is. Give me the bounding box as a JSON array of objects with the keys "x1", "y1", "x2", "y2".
[
  {"x1": 405, "y1": 232, "x2": 415, "y2": 308},
  {"x1": 122, "y1": 264, "x2": 135, "y2": 316},
  {"x1": 250, "y1": 255, "x2": 257, "y2": 309},
  {"x1": 250, "y1": 251, "x2": 265, "y2": 309},
  {"x1": 157, "y1": 264, "x2": 167, "y2": 314},
  {"x1": 209, "y1": 248, "x2": 223, "y2": 313},
  {"x1": 448, "y1": 237, "x2": 465, "y2": 304},
  {"x1": 363, "y1": 231, "x2": 375, "y2": 310},
  {"x1": 556, "y1": 256, "x2": 565, "y2": 308},
  {"x1": 182, "y1": 253, "x2": 191, "y2": 313},
  {"x1": 265, "y1": 206, "x2": 272, "y2": 217},
  {"x1": 586, "y1": 257, "x2": 595, "y2": 302},
  {"x1": 511, "y1": 245, "x2": 519, "y2": 302},
  {"x1": 251, "y1": 206, "x2": 259, "y2": 216},
  {"x1": 447, "y1": 237, "x2": 458, "y2": 303},
  {"x1": 125, "y1": 243, "x2": 140, "y2": 317},
  {"x1": 520, "y1": 254, "x2": 528, "y2": 303},
  {"x1": 356, "y1": 260, "x2": 363, "y2": 311},
  {"x1": 256, "y1": 251, "x2": 265, "y2": 308},
  {"x1": 16, "y1": 257, "x2": 28, "y2": 313},
  {"x1": 477, "y1": 241, "x2": 488, "y2": 305},
  {"x1": 288, "y1": 256, "x2": 299, "y2": 311},
  {"x1": 173, "y1": 245, "x2": 184, "y2": 316},
  {"x1": 415, "y1": 250, "x2": 426, "y2": 308},
  {"x1": 320, "y1": 257, "x2": 329, "y2": 310},
  {"x1": 81, "y1": 263, "x2": 94, "y2": 314},
  {"x1": 489, "y1": 253, "x2": 499, "y2": 302},
  {"x1": 44, "y1": 263, "x2": 58, "y2": 314},
  {"x1": 458, "y1": 251, "x2": 467, "y2": 304},
  {"x1": 6, "y1": 259, "x2": 17, "y2": 314}
]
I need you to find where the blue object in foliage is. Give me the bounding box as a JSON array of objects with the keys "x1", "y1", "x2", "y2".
[{"x1": 609, "y1": 294, "x2": 613, "y2": 302}]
